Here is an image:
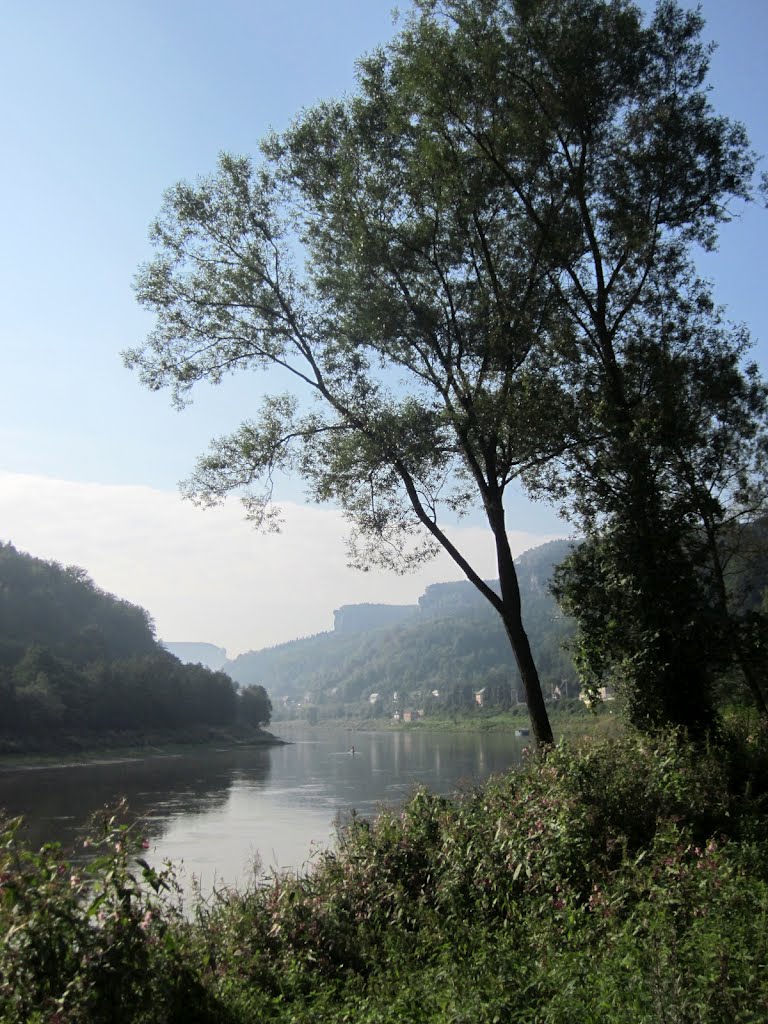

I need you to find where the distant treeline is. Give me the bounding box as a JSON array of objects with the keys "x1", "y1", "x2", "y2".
[
  {"x1": 226, "y1": 540, "x2": 577, "y2": 715},
  {"x1": 0, "y1": 543, "x2": 271, "y2": 752},
  {"x1": 225, "y1": 530, "x2": 768, "y2": 722}
]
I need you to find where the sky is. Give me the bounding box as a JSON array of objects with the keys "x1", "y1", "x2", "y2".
[{"x1": 1, "y1": 0, "x2": 766, "y2": 657}]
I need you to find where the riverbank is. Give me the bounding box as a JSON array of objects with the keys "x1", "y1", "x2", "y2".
[
  {"x1": 0, "y1": 724, "x2": 285, "y2": 767},
  {"x1": 273, "y1": 704, "x2": 623, "y2": 742},
  {"x1": 2, "y1": 722, "x2": 767, "y2": 1023},
  {"x1": 387, "y1": 705, "x2": 623, "y2": 742}
]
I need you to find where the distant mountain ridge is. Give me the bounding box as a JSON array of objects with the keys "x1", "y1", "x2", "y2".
[
  {"x1": 224, "y1": 539, "x2": 576, "y2": 712},
  {"x1": 333, "y1": 604, "x2": 417, "y2": 634},
  {"x1": 162, "y1": 642, "x2": 228, "y2": 670}
]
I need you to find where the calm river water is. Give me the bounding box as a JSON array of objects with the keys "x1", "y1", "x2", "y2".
[{"x1": 0, "y1": 728, "x2": 527, "y2": 894}]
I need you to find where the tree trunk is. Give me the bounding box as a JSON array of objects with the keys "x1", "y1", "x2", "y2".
[
  {"x1": 501, "y1": 605, "x2": 554, "y2": 747},
  {"x1": 488, "y1": 502, "x2": 554, "y2": 747},
  {"x1": 737, "y1": 655, "x2": 768, "y2": 724}
]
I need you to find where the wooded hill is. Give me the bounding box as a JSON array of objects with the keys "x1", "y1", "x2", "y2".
[
  {"x1": 225, "y1": 539, "x2": 577, "y2": 716},
  {"x1": 226, "y1": 527, "x2": 768, "y2": 721},
  {"x1": 0, "y1": 542, "x2": 271, "y2": 752}
]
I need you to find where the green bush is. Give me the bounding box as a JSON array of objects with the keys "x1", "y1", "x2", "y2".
[
  {"x1": 3, "y1": 729, "x2": 768, "y2": 1022},
  {"x1": 0, "y1": 808, "x2": 223, "y2": 1023}
]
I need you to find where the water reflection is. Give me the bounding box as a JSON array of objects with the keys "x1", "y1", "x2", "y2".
[
  {"x1": 0, "y1": 730, "x2": 525, "y2": 894},
  {"x1": 0, "y1": 747, "x2": 272, "y2": 855}
]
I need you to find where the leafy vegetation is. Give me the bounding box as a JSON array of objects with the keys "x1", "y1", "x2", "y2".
[
  {"x1": 126, "y1": 0, "x2": 765, "y2": 745},
  {"x1": 0, "y1": 542, "x2": 272, "y2": 753},
  {"x1": 3, "y1": 727, "x2": 768, "y2": 1022},
  {"x1": 7, "y1": 0, "x2": 768, "y2": 1007}
]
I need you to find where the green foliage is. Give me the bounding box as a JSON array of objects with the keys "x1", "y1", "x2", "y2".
[
  {"x1": 471, "y1": 0, "x2": 768, "y2": 732},
  {"x1": 236, "y1": 684, "x2": 272, "y2": 727},
  {"x1": 127, "y1": 0, "x2": 765, "y2": 744},
  {"x1": 5, "y1": 730, "x2": 768, "y2": 1021},
  {"x1": 549, "y1": 280, "x2": 768, "y2": 733},
  {"x1": 197, "y1": 728, "x2": 768, "y2": 1022},
  {"x1": 0, "y1": 808, "x2": 224, "y2": 1023},
  {"x1": 0, "y1": 543, "x2": 245, "y2": 751}
]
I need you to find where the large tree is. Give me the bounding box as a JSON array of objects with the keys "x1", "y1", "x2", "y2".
[
  {"x1": 371, "y1": 0, "x2": 764, "y2": 731},
  {"x1": 128, "y1": 141, "x2": 562, "y2": 747},
  {"x1": 548, "y1": 271, "x2": 768, "y2": 731},
  {"x1": 127, "y1": 0, "x2": 758, "y2": 744}
]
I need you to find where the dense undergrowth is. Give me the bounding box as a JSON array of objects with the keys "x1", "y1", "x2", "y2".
[{"x1": 3, "y1": 724, "x2": 768, "y2": 1023}]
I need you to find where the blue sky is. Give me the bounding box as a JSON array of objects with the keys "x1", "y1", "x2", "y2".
[{"x1": 1, "y1": 0, "x2": 766, "y2": 655}]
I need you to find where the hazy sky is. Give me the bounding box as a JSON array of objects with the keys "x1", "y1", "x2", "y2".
[{"x1": 1, "y1": 1, "x2": 766, "y2": 656}]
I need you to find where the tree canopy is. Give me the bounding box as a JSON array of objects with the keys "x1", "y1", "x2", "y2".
[
  {"x1": 127, "y1": 0, "x2": 763, "y2": 742},
  {"x1": 0, "y1": 542, "x2": 269, "y2": 750},
  {"x1": 548, "y1": 277, "x2": 768, "y2": 732}
]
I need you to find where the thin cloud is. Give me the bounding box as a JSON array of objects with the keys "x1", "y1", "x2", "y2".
[{"x1": 0, "y1": 472, "x2": 564, "y2": 657}]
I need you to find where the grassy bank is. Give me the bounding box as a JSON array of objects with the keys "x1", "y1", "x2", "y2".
[
  {"x1": 275, "y1": 704, "x2": 624, "y2": 743},
  {"x1": 3, "y1": 724, "x2": 768, "y2": 1022},
  {"x1": 0, "y1": 725, "x2": 284, "y2": 766},
  {"x1": 388, "y1": 704, "x2": 624, "y2": 741}
]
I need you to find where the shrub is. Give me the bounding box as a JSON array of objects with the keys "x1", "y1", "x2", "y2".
[
  {"x1": 0, "y1": 808, "x2": 222, "y2": 1023},
  {"x1": 4, "y1": 731, "x2": 768, "y2": 1021}
]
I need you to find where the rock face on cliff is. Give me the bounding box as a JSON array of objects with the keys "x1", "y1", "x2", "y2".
[
  {"x1": 333, "y1": 603, "x2": 418, "y2": 635},
  {"x1": 223, "y1": 539, "x2": 578, "y2": 709}
]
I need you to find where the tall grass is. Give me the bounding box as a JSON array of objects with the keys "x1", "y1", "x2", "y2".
[{"x1": 3, "y1": 725, "x2": 768, "y2": 1022}]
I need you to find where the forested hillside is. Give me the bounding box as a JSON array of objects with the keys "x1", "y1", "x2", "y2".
[
  {"x1": 0, "y1": 543, "x2": 271, "y2": 752},
  {"x1": 227, "y1": 529, "x2": 768, "y2": 721},
  {"x1": 226, "y1": 540, "x2": 577, "y2": 716}
]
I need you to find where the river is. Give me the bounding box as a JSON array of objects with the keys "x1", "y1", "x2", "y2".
[{"x1": 0, "y1": 728, "x2": 528, "y2": 895}]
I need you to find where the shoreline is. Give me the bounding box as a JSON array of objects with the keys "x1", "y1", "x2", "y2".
[
  {"x1": 271, "y1": 707, "x2": 622, "y2": 741},
  {"x1": 0, "y1": 727, "x2": 287, "y2": 769}
]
